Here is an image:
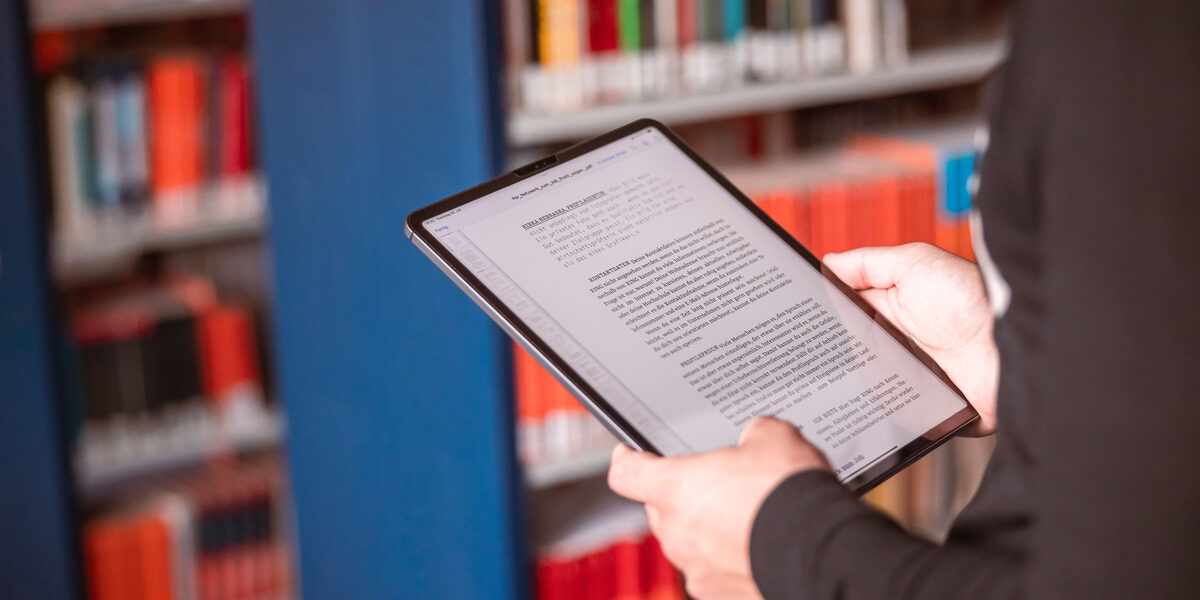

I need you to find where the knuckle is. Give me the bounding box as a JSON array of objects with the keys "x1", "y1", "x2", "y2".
[{"x1": 684, "y1": 576, "x2": 708, "y2": 599}]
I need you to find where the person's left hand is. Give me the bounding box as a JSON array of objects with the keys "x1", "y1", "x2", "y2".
[{"x1": 608, "y1": 416, "x2": 832, "y2": 600}]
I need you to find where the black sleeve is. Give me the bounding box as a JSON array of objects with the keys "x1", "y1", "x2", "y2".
[{"x1": 749, "y1": 2, "x2": 1200, "y2": 599}]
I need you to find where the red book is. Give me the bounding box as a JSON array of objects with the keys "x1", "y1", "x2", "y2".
[
  {"x1": 588, "y1": 0, "x2": 619, "y2": 52},
  {"x1": 612, "y1": 539, "x2": 646, "y2": 600},
  {"x1": 199, "y1": 304, "x2": 261, "y2": 406},
  {"x1": 643, "y1": 535, "x2": 683, "y2": 600},
  {"x1": 218, "y1": 55, "x2": 253, "y2": 178},
  {"x1": 583, "y1": 547, "x2": 616, "y2": 600},
  {"x1": 535, "y1": 559, "x2": 563, "y2": 600},
  {"x1": 677, "y1": 0, "x2": 697, "y2": 46}
]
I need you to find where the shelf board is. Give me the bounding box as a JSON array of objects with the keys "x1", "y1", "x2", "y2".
[
  {"x1": 525, "y1": 448, "x2": 614, "y2": 489},
  {"x1": 30, "y1": 0, "x2": 245, "y2": 30},
  {"x1": 52, "y1": 195, "x2": 266, "y2": 286},
  {"x1": 507, "y1": 41, "x2": 1005, "y2": 147},
  {"x1": 76, "y1": 408, "x2": 285, "y2": 501}
]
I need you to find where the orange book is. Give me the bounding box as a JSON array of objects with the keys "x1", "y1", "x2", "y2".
[
  {"x1": 83, "y1": 521, "x2": 127, "y2": 600},
  {"x1": 843, "y1": 176, "x2": 874, "y2": 251},
  {"x1": 957, "y1": 220, "x2": 975, "y2": 261},
  {"x1": 807, "y1": 178, "x2": 849, "y2": 257},
  {"x1": 514, "y1": 344, "x2": 539, "y2": 423},
  {"x1": 900, "y1": 171, "x2": 937, "y2": 246},
  {"x1": 147, "y1": 56, "x2": 205, "y2": 191},
  {"x1": 514, "y1": 344, "x2": 547, "y2": 464},
  {"x1": 780, "y1": 188, "x2": 811, "y2": 247},
  {"x1": 147, "y1": 56, "x2": 206, "y2": 225},
  {"x1": 132, "y1": 516, "x2": 173, "y2": 600},
  {"x1": 934, "y1": 218, "x2": 960, "y2": 257},
  {"x1": 538, "y1": 0, "x2": 582, "y2": 67},
  {"x1": 762, "y1": 189, "x2": 799, "y2": 243},
  {"x1": 873, "y1": 174, "x2": 904, "y2": 247}
]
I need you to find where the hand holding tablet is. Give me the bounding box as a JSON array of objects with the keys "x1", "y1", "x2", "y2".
[{"x1": 406, "y1": 120, "x2": 978, "y2": 494}]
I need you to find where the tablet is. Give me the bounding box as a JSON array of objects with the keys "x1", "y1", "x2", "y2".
[{"x1": 406, "y1": 119, "x2": 977, "y2": 495}]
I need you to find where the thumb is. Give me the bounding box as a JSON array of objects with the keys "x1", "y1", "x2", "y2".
[
  {"x1": 608, "y1": 445, "x2": 672, "y2": 504},
  {"x1": 823, "y1": 245, "x2": 919, "y2": 291},
  {"x1": 738, "y1": 416, "x2": 803, "y2": 447}
]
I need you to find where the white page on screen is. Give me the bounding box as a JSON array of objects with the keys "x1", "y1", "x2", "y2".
[{"x1": 422, "y1": 126, "x2": 967, "y2": 481}]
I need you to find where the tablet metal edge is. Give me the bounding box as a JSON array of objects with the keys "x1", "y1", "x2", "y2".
[{"x1": 408, "y1": 230, "x2": 645, "y2": 453}]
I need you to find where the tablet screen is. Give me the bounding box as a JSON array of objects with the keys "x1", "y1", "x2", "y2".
[{"x1": 419, "y1": 124, "x2": 970, "y2": 483}]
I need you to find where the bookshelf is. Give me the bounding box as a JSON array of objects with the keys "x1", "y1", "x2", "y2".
[
  {"x1": 30, "y1": 0, "x2": 245, "y2": 31},
  {"x1": 52, "y1": 192, "x2": 265, "y2": 284},
  {"x1": 526, "y1": 448, "x2": 615, "y2": 489},
  {"x1": 0, "y1": 0, "x2": 1004, "y2": 597},
  {"x1": 76, "y1": 407, "x2": 285, "y2": 501},
  {"x1": 7, "y1": 2, "x2": 290, "y2": 599},
  {"x1": 509, "y1": 40, "x2": 1004, "y2": 146}
]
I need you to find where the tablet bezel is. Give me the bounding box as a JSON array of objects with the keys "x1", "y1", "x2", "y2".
[{"x1": 405, "y1": 118, "x2": 979, "y2": 496}]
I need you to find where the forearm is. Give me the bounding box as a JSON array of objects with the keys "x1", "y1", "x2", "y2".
[{"x1": 750, "y1": 471, "x2": 1021, "y2": 600}]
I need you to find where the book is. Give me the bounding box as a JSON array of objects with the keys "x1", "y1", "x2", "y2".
[
  {"x1": 534, "y1": 480, "x2": 684, "y2": 600},
  {"x1": 44, "y1": 49, "x2": 263, "y2": 248},
  {"x1": 507, "y1": 0, "x2": 936, "y2": 114},
  {"x1": 81, "y1": 455, "x2": 291, "y2": 600},
  {"x1": 515, "y1": 342, "x2": 617, "y2": 467},
  {"x1": 67, "y1": 274, "x2": 272, "y2": 476},
  {"x1": 147, "y1": 56, "x2": 206, "y2": 228}
]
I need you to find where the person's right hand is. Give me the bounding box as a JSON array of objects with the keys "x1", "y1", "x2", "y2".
[{"x1": 823, "y1": 243, "x2": 999, "y2": 436}]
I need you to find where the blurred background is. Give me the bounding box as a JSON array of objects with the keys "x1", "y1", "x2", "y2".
[{"x1": 0, "y1": 0, "x2": 1008, "y2": 598}]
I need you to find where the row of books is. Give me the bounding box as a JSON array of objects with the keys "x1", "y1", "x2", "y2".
[
  {"x1": 726, "y1": 120, "x2": 979, "y2": 260},
  {"x1": 82, "y1": 454, "x2": 292, "y2": 600},
  {"x1": 506, "y1": 0, "x2": 911, "y2": 114},
  {"x1": 46, "y1": 51, "x2": 258, "y2": 240},
  {"x1": 64, "y1": 273, "x2": 269, "y2": 476},
  {"x1": 534, "y1": 480, "x2": 683, "y2": 600},
  {"x1": 537, "y1": 535, "x2": 682, "y2": 600}
]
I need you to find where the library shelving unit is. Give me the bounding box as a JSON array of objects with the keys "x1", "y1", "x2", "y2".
[
  {"x1": 4, "y1": 0, "x2": 287, "y2": 598},
  {"x1": 508, "y1": 40, "x2": 1003, "y2": 146},
  {"x1": 0, "y1": 0, "x2": 1003, "y2": 598},
  {"x1": 29, "y1": 0, "x2": 245, "y2": 30}
]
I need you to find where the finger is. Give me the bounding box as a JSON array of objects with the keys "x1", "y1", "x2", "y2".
[
  {"x1": 645, "y1": 504, "x2": 661, "y2": 532},
  {"x1": 858, "y1": 287, "x2": 900, "y2": 324},
  {"x1": 823, "y1": 244, "x2": 926, "y2": 291},
  {"x1": 738, "y1": 416, "x2": 803, "y2": 447},
  {"x1": 608, "y1": 445, "x2": 672, "y2": 504}
]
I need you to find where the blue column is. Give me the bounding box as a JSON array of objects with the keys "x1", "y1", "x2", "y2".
[
  {"x1": 0, "y1": 1, "x2": 79, "y2": 598},
  {"x1": 250, "y1": 1, "x2": 525, "y2": 598}
]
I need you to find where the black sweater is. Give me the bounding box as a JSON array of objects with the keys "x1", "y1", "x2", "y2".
[{"x1": 749, "y1": 2, "x2": 1200, "y2": 598}]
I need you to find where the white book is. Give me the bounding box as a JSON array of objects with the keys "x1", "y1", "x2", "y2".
[
  {"x1": 46, "y1": 76, "x2": 93, "y2": 236},
  {"x1": 842, "y1": 0, "x2": 881, "y2": 73}
]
